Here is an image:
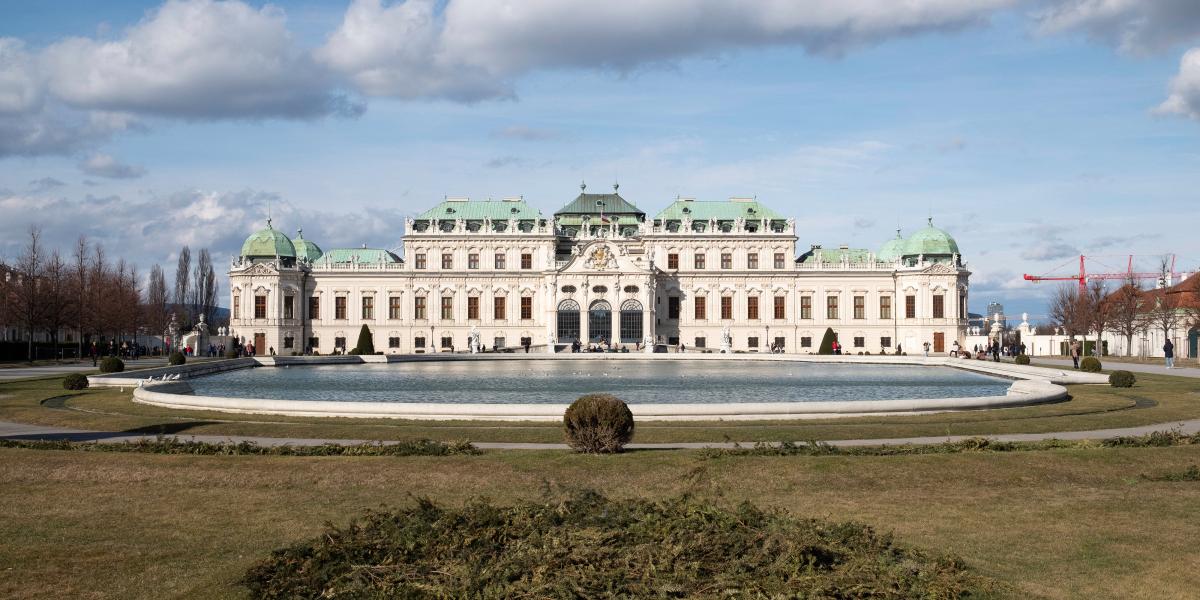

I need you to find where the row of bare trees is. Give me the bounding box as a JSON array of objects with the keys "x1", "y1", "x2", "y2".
[
  {"x1": 1048, "y1": 266, "x2": 1200, "y2": 356},
  {"x1": 0, "y1": 227, "x2": 222, "y2": 361}
]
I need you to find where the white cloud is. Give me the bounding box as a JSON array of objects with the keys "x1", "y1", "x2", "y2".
[
  {"x1": 0, "y1": 38, "x2": 41, "y2": 114},
  {"x1": 491, "y1": 125, "x2": 565, "y2": 141},
  {"x1": 319, "y1": 0, "x2": 1016, "y2": 100},
  {"x1": 78, "y1": 153, "x2": 146, "y2": 179},
  {"x1": 1035, "y1": 0, "x2": 1200, "y2": 55},
  {"x1": 1156, "y1": 47, "x2": 1200, "y2": 120}
]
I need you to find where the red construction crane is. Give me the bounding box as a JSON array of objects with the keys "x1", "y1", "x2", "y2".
[{"x1": 1023, "y1": 254, "x2": 1179, "y2": 294}]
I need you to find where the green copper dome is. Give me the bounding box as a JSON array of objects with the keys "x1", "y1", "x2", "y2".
[
  {"x1": 291, "y1": 228, "x2": 323, "y2": 262},
  {"x1": 877, "y1": 229, "x2": 905, "y2": 262},
  {"x1": 240, "y1": 220, "x2": 296, "y2": 258},
  {"x1": 902, "y1": 218, "x2": 959, "y2": 257}
]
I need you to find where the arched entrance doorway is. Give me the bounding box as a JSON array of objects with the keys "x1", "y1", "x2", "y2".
[
  {"x1": 1189, "y1": 327, "x2": 1198, "y2": 360},
  {"x1": 619, "y1": 299, "x2": 643, "y2": 344},
  {"x1": 589, "y1": 300, "x2": 612, "y2": 344},
  {"x1": 556, "y1": 299, "x2": 580, "y2": 343}
]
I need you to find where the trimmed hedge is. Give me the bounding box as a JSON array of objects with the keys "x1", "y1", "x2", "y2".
[
  {"x1": 353, "y1": 324, "x2": 374, "y2": 355},
  {"x1": 1109, "y1": 370, "x2": 1136, "y2": 388},
  {"x1": 98, "y1": 356, "x2": 124, "y2": 373},
  {"x1": 168, "y1": 351, "x2": 186, "y2": 366},
  {"x1": 0, "y1": 437, "x2": 478, "y2": 456},
  {"x1": 240, "y1": 492, "x2": 990, "y2": 598},
  {"x1": 62, "y1": 373, "x2": 89, "y2": 390},
  {"x1": 1080, "y1": 356, "x2": 1102, "y2": 373},
  {"x1": 818, "y1": 327, "x2": 836, "y2": 355},
  {"x1": 563, "y1": 393, "x2": 634, "y2": 453},
  {"x1": 1014, "y1": 354, "x2": 1030, "y2": 365}
]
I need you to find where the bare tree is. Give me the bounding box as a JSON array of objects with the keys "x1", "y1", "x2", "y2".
[
  {"x1": 1108, "y1": 277, "x2": 1144, "y2": 356},
  {"x1": 39, "y1": 250, "x2": 73, "y2": 358},
  {"x1": 1048, "y1": 283, "x2": 1087, "y2": 343},
  {"x1": 192, "y1": 248, "x2": 218, "y2": 325},
  {"x1": 146, "y1": 264, "x2": 170, "y2": 340},
  {"x1": 72, "y1": 235, "x2": 89, "y2": 358},
  {"x1": 1084, "y1": 279, "x2": 1110, "y2": 356},
  {"x1": 90, "y1": 244, "x2": 108, "y2": 343},
  {"x1": 13, "y1": 227, "x2": 46, "y2": 361},
  {"x1": 174, "y1": 246, "x2": 191, "y2": 325},
  {"x1": 1141, "y1": 257, "x2": 1183, "y2": 355}
]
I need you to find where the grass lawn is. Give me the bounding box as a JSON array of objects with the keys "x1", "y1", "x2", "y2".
[
  {"x1": 1, "y1": 445, "x2": 1198, "y2": 599},
  {"x1": 1, "y1": 368, "x2": 1198, "y2": 444}
]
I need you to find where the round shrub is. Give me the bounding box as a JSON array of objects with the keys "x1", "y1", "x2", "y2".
[
  {"x1": 563, "y1": 393, "x2": 634, "y2": 454},
  {"x1": 1109, "y1": 370, "x2": 1136, "y2": 388},
  {"x1": 99, "y1": 356, "x2": 124, "y2": 373},
  {"x1": 62, "y1": 373, "x2": 89, "y2": 390},
  {"x1": 1080, "y1": 356, "x2": 1102, "y2": 373},
  {"x1": 1014, "y1": 354, "x2": 1030, "y2": 365},
  {"x1": 168, "y1": 351, "x2": 186, "y2": 366}
]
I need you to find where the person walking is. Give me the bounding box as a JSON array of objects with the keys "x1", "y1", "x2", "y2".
[
  {"x1": 1070, "y1": 339, "x2": 1081, "y2": 369},
  {"x1": 1164, "y1": 339, "x2": 1175, "y2": 369},
  {"x1": 923, "y1": 341, "x2": 931, "y2": 357}
]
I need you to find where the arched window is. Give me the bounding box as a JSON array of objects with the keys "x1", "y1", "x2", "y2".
[
  {"x1": 556, "y1": 299, "x2": 580, "y2": 343},
  {"x1": 589, "y1": 300, "x2": 612, "y2": 343},
  {"x1": 619, "y1": 299, "x2": 643, "y2": 344}
]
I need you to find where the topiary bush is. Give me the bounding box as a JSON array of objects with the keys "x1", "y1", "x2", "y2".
[
  {"x1": 563, "y1": 393, "x2": 635, "y2": 454},
  {"x1": 1109, "y1": 370, "x2": 1136, "y2": 388},
  {"x1": 353, "y1": 324, "x2": 375, "y2": 355},
  {"x1": 1014, "y1": 354, "x2": 1030, "y2": 365},
  {"x1": 62, "y1": 373, "x2": 89, "y2": 390},
  {"x1": 1080, "y1": 356, "x2": 1102, "y2": 373},
  {"x1": 168, "y1": 351, "x2": 186, "y2": 366},
  {"x1": 817, "y1": 327, "x2": 836, "y2": 355},
  {"x1": 99, "y1": 356, "x2": 124, "y2": 373}
]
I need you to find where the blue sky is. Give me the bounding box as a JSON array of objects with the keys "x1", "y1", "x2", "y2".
[{"x1": 2, "y1": 0, "x2": 1199, "y2": 319}]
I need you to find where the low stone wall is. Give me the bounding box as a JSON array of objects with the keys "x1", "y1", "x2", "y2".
[
  {"x1": 88, "y1": 358, "x2": 256, "y2": 388},
  {"x1": 130, "y1": 354, "x2": 1105, "y2": 422}
]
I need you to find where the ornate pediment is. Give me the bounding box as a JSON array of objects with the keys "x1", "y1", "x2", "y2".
[
  {"x1": 240, "y1": 262, "x2": 279, "y2": 277},
  {"x1": 922, "y1": 263, "x2": 959, "y2": 275},
  {"x1": 556, "y1": 241, "x2": 650, "y2": 274}
]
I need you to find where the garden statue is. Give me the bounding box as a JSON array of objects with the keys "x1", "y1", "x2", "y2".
[
  {"x1": 720, "y1": 325, "x2": 732, "y2": 354},
  {"x1": 468, "y1": 326, "x2": 481, "y2": 354}
]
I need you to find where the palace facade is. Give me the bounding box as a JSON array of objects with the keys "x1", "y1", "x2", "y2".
[{"x1": 229, "y1": 185, "x2": 970, "y2": 355}]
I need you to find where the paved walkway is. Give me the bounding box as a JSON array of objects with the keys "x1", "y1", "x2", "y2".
[
  {"x1": 2, "y1": 418, "x2": 1198, "y2": 450},
  {"x1": 0, "y1": 357, "x2": 224, "y2": 381},
  {"x1": 1032, "y1": 357, "x2": 1200, "y2": 379}
]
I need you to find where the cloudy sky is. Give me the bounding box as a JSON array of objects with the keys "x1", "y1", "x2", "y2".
[{"x1": 2, "y1": 0, "x2": 1199, "y2": 319}]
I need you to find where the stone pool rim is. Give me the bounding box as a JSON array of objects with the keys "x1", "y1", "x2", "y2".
[{"x1": 90, "y1": 354, "x2": 1111, "y2": 422}]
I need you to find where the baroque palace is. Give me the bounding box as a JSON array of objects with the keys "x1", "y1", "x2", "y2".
[{"x1": 229, "y1": 184, "x2": 969, "y2": 355}]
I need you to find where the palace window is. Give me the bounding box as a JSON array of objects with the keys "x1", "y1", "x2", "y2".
[
  {"x1": 592, "y1": 285, "x2": 608, "y2": 294},
  {"x1": 561, "y1": 285, "x2": 576, "y2": 293},
  {"x1": 721, "y1": 296, "x2": 733, "y2": 320},
  {"x1": 800, "y1": 296, "x2": 812, "y2": 319},
  {"x1": 773, "y1": 296, "x2": 785, "y2": 319},
  {"x1": 800, "y1": 336, "x2": 812, "y2": 348},
  {"x1": 414, "y1": 336, "x2": 425, "y2": 349},
  {"x1": 441, "y1": 253, "x2": 453, "y2": 269},
  {"x1": 414, "y1": 296, "x2": 426, "y2": 320},
  {"x1": 233, "y1": 296, "x2": 240, "y2": 319},
  {"x1": 493, "y1": 337, "x2": 506, "y2": 349},
  {"x1": 879, "y1": 296, "x2": 891, "y2": 320},
  {"x1": 283, "y1": 296, "x2": 294, "y2": 320},
  {"x1": 440, "y1": 296, "x2": 453, "y2": 320},
  {"x1": 695, "y1": 337, "x2": 706, "y2": 349},
  {"x1": 774, "y1": 336, "x2": 785, "y2": 349},
  {"x1": 774, "y1": 252, "x2": 785, "y2": 269},
  {"x1": 521, "y1": 253, "x2": 532, "y2": 269},
  {"x1": 667, "y1": 253, "x2": 679, "y2": 269},
  {"x1": 905, "y1": 295, "x2": 916, "y2": 319},
  {"x1": 521, "y1": 297, "x2": 533, "y2": 320},
  {"x1": 467, "y1": 296, "x2": 479, "y2": 320},
  {"x1": 747, "y1": 296, "x2": 759, "y2": 320},
  {"x1": 494, "y1": 295, "x2": 506, "y2": 320},
  {"x1": 389, "y1": 296, "x2": 401, "y2": 320},
  {"x1": 881, "y1": 336, "x2": 892, "y2": 349},
  {"x1": 334, "y1": 337, "x2": 346, "y2": 350},
  {"x1": 748, "y1": 336, "x2": 759, "y2": 348},
  {"x1": 826, "y1": 295, "x2": 839, "y2": 320},
  {"x1": 254, "y1": 295, "x2": 266, "y2": 319},
  {"x1": 415, "y1": 253, "x2": 427, "y2": 269},
  {"x1": 494, "y1": 252, "x2": 506, "y2": 269},
  {"x1": 335, "y1": 296, "x2": 346, "y2": 320},
  {"x1": 853, "y1": 336, "x2": 865, "y2": 348},
  {"x1": 694, "y1": 252, "x2": 705, "y2": 269},
  {"x1": 933, "y1": 295, "x2": 945, "y2": 319},
  {"x1": 468, "y1": 253, "x2": 479, "y2": 269},
  {"x1": 307, "y1": 337, "x2": 319, "y2": 350},
  {"x1": 309, "y1": 296, "x2": 319, "y2": 321},
  {"x1": 441, "y1": 336, "x2": 453, "y2": 349},
  {"x1": 747, "y1": 253, "x2": 759, "y2": 269},
  {"x1": 388, "y1": 337, "x2": 400, "y2": 349},
  {"x1": 362, "y1": 296, "x2": 374, "y2": 320},
  {"x1": 283, "y1": 336, "x2": 294, "y2": 349},
  {"x1": 694, "y1": 296, "x2": 706, "y2": 320},
  {"x1": 721, "y1": 253, "x2": 732, "y2": 269},
  {"x1": 668, "y1": 296, "x2": 680, "y2": 319},
  {"x1": 853, "y1": 295, "x2": 865, "y2": 319}
]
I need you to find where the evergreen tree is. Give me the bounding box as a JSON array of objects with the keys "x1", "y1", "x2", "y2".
[
  {"x1": 818, "y1": 327, "x2": 837, "y2": 355},
  {"x1": 354, "y1": 324, "x2": 375, "y2": 354}
]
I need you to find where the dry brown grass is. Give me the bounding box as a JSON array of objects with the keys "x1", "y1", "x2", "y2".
[{"x1": 1, "y1": 446, "x2": 1198, "y2": 599}]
